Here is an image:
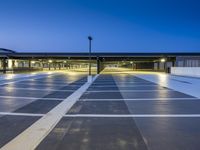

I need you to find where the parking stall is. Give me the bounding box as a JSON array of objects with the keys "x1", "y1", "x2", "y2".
[
  {"x1": 36, "y1": 73, "x2": 200, "y2": 150},
  {"x1": 0, "y1": 72, "x2": 86, "y2": 148}
]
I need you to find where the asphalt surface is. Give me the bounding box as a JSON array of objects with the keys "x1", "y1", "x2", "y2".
[
  {"x1": 1, "y1": 71, "x2": 200, "y2": 150},
  {"x1": 36, "y1": 73, "x2": 200, "y2": 150},
  {"x1": 0, "y1": 72, "x2": 86, "y2": 148}
]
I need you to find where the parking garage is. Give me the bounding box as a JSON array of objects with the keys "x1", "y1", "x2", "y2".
[{"x1": 3, "y1": 48, "x2": 200, "y2": 74}]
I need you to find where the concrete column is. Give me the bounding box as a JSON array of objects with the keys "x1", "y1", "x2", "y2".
[
  {"x1": 12, "y1": 60, "x2": 15, "y2": 68},
  {"x1": 15, "y1": 60, "x2": 18, "y2": 68},
  {"x1": 7, "y1": 59, "x2": 14, "y2": 69},
  {"x1": 2, "y1": 58, "x2": 7, "y2": 74},
  {"x1": 97, "y1": 57, "x2": 104, "y2": 74},
  {"x1": 65, "y1": 63, "x2": 68, "y2": 69},
  {"x1": 41, "y1": 62, "x2": 44, "y2": 68},
  {"x1": 28, "y1": 60, "x2": 31, "y2": 68},
  {"x1": 53, "y1": 63, "x2": 56, "y2": 70},
  {"x1": 172, "y1": 60, "x2": 176, "y2": 67},
  {"x1": 49, "y1": 63, "x2": 51, "y2": 70}
]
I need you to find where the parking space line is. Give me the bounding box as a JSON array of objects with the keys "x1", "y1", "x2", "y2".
[
  {"x1": 92, "y1": 83, "x2": 155, "y2": 85},
  {"x1": 1, "y1": 75, "x2": 98, "y2": 150},
  {"x1": 0, "y1": 96, "x2": 64, "y2": 101},
  {"x1": 26, "y1": 80, "x2": 86, "y2": 84},
  {"x1": 0, "y1": 112, "x2": 44, "y2": 117},
  {"x1": 0, "y1": 73, "x2": 58, "y2": 86},
  {"x1": 64, "y1": 114, "x2": 200, "y2": 117},
  {"x1": 93, "y1": 81, "x2": 151, "y2": 83},
  {"x1": 90, "y1": 85, "x2": 159, "y2": 87},
  {"x1": 80, "y1": 98, "x2": 198, "y2": 101},
  {"x1": 6, "y1": 82, "x2": 81, "y2": 87},
  {"x1": 0, "y1": 87, "x2": 75, "y2": 92},
  {"x1": 86, "y1": 90, "x2": 172, "y2": 92}
]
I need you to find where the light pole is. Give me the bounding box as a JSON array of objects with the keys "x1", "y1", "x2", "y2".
[{"x1": 88, "y1": 36, "x2": 93, "y2": 82}]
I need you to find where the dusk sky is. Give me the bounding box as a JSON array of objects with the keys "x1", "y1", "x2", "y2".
[{"x1": 0, "y1": 0, "x2": 200, "y2": 52}]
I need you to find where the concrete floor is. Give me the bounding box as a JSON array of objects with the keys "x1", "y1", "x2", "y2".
[{"x1": 0, "y1": 68, "x2": 200, "y2": 150}]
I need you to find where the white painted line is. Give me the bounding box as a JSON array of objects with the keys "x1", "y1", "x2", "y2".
[
  {"x1": 0, "y1": 73, "x2": 54, "y2": 81},
  {"x1": 0, "y1": 87, "x2": 75, "y2": 92},
  {"x1": 0, "y1": 96, "x2": 64, "y2": 101},
  {"x1": 64, "y1": 114, "x2": 200, "y2": 117},
  {"x1": 90, "y1": 85, "x2": 159, "y2": 87},
  {"x1": 26, "y1": 80, "x2": 86, "y2": 84},
  {"x1": 80, "y1": 97, "x2": 198, "y2": 101},
  {"x1": 92, "y1": 83, "x2": 156, "y2": 85},
  {"x1": 7, "y1": 82, "x2": 82, "y2": 87},
  {"x1": 0, "y1": 112, "x2": 44, "y2": 117},
  {"x1": 0, "y1": 75, "x2": 33, "y2": 81},
  {"x1": 93, "y1": 81, "x2": 150, "y2": 83},
  {"x1": 1, "y1": 74, "x2": 99, "y2": 150},
  {"x1": 0, "y1": 73, "x2": 58, "y2": 86},
  {"x1": 86, "y1": 90, "x2": 171, "y2": 93}
]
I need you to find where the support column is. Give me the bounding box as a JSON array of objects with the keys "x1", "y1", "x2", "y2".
[
  {"x1": 49, "y1": 63, "x2": 51, "y2": 70},
  {"x1": 53, "y1": 63, "x2": 56, "y2": 70},
  {"x1": 97, "y1": 57, "x2": 104, "y2": 74},
  {"x1": 28, "y1": 60, "x2": 31, "y2": 69},
  {"x1": 59, "y1": 63, "x2": 61, "y2": 70},
  {"x1": 12, "y1": 60, "x2": 15, "y2": 68},
  {"x1": 2, "y1": 58, "x2": 7, "y2": 74}
]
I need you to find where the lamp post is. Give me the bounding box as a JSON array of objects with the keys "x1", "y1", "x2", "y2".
[{"x1": 88, "y1": 36, "x2": 93, "y2": 82}]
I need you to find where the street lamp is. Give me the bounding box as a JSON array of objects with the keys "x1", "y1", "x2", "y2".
[{"x1": 88, "y1": 36, "x2": 93, "y2": 82}]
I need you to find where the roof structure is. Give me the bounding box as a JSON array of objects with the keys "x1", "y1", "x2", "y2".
[{"x1": 1, "y1": 48, "x2": 200, "y2": 59}]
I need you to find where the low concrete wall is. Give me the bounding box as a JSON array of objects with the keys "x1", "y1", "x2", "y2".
[{"x1": 171, "y1": 67, "x2": 200, "y2": 77}]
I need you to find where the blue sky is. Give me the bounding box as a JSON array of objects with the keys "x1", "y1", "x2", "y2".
[{"x1": 0, "y1": 0, "x2": 200, "y2": 52}]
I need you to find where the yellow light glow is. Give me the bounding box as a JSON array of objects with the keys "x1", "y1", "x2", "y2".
[
  {"x1": 31, "y1": 61, "x2": 35, "y2": 64},
  {"x1": 48, "y1": 60, "x2": 53, "y2": 63},
  {"x1": 160, "y1": 58, "x2": 166, "y2": 62},
  {"x1": 8, "y1": 59, "x2": 13, "y2": 69},
  {"x1": 5, "y1": 74, "x2": 15, "y2": 79}
]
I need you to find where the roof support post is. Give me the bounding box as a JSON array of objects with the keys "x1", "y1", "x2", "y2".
[
  {"x1": 97, "y1": 57, "x2": 104, "y2": 74},
  {"x1": 2, "y1": 58, "x2": 7, "y2": 74}
]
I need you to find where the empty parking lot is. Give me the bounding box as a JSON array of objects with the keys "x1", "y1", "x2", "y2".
[{"x1": 0, "y1": 69, "x2": 200, "y2": 150}]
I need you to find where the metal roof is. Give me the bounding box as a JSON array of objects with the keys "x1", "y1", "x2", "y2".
[
  {"x1": 8, "y1": 52, "x2": 200, "y2": 58},
  {"x1": 1, "y1": 49, "x2": 200, "y2": 59},
  {"x1": 0, "y1": 48, "x2": 16, "y2": 54}
]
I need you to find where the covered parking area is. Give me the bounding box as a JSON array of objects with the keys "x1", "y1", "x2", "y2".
[{"x1": 1, "y1": 48, "x2": 200, "y2": 74}]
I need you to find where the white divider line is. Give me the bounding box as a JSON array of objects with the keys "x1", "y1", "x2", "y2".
[
  {"x1": 90, "y1": 85, "x2": 159, "y2": 87},
  {"x1": 0, "y1": 96, "x2": 64, "y2": 101},
  {"x1": 64, "y1": 114, "x2": 200, "y2": 118},
  {"x1": 0, "y1": 75, "x2": 33, "y2": 81},
  {"x1": 0, "y1": 112, "x2": 44, "y2": 117},
  {"x1": 0, "y1": 72, "x2": 55, "y2": 81},
  {"x1": 86, "y1": 89, "x2": 172, "y2": 93},
  {"x1": 92, "y1": 81, "x2": 151, "y2": 83},
  {"x1": 10, "y1": 82, "x2": 81, "y2": 87},
  {"x1": 0, "y1": 73, "x2": 59, "y2": 86},
  {"x1": 26, "y1": 80, "x2": 86, "y2": 85},
  {"x1": 0, "y1": 87, "x2": 75, "y2": 92},
  {"x1": 80, "y1": 97, "x2": 198, "y2": 101},
  {"x1": 92, "y1": 83, "x2": 156, "y2": 85},
  {"x1": 1, "y1": 75, "x2": 99, "y2": 150}
]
